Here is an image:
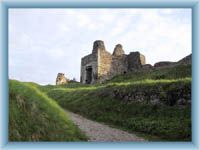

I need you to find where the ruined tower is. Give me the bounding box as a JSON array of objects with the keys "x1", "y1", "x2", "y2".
[
  {"x1": 56, "y1": 73, "x2": 68, "y2": 85},
  {"x1": 80, "y1": 40, "x2": 146, "y2": 84},
  {"x1": 112, "y1": 44, "x2": 125, "y2": 56}
]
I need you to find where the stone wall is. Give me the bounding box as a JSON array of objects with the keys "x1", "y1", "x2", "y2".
[
  {"x1": 111, "y1": 55, "x2": 128, "y2": 76},
  {"x1": 81, "y1": 53, "x2": 98, "y2": 84},
  {"x1": 80, "y1": 40, "x2": 146, "y2": 84},
  {"x1": 98, "y1": 50, "x2": 112, "y2": 82},
  {"x1": 93, "y1": 81, "x2": 191, "y2": 106},
  {"x1": 56, "y1": 73, "x2": 68, "y2": 85},
  {"x1": 112, "y1": 44, "x2": 125, "y2": 56},
  {"x1": 111, "y1": 44, "x2": 128, "y2": 77},
  {"x1": 80, "y1": 41, "x2": 191, "y2": 84},
  {"x1": 111, "y1": 82, "x2": 191, "y2": 106},
  {"x1": 127, "y1": 52, "x2": 146, "y2": 71}
]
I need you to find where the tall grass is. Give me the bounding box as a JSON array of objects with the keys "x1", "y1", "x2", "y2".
[
  {"x1": 107, "y1": 64, "x2": 191, "y2": 83},
  {"x1": 11, "y1": 64, "x2": 191, "y2": 141},
  {"x1": 46, "y1": 79, "x2": 191, "y2": 141},
  {"x1": 43, "y1": 64, "x2": 191, "y2": 141},
  {"x1": 9, "y1": 80, "x2": 88, "y2": 141}
]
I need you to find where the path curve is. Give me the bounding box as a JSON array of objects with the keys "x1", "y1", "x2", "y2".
[{"x1": 65, "y1": 110, "x2": 145, "y2": 142}]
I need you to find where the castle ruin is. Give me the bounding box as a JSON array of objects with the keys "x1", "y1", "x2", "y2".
[
  {"x1": 56, "y1": 73, "x2": 69, "y2": 85},
  {"x1": 80, "y1": 40, "x2": 146, "y2": 84}
]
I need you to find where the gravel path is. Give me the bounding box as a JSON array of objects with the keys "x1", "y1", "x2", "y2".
[{"x1": 65, "y1": 110, "x2": 145, "y2": 142}]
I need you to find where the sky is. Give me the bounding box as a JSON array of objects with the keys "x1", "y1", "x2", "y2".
[{"x1": 9, "y1": 8, "x2": 191, "y2": 85}]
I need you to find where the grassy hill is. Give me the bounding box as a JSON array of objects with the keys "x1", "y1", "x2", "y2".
[
  {"x1": 9, "y1": 80, "x2": 87, "y2": 141},
  {"x1": 42, "y1": 64, "x2": 191, "y2": 141}
]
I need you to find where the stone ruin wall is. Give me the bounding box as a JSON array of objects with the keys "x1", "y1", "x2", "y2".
[
  {"x1": 111, "y1": 55, "x2": 128, "y2": 77},
  {"x1": 57, "y1": 40, "x2": 191, "y2": 85},
  {"x1": 110, "y1": 44, "x2": 128, "y2": 79},
  {"x1": 97, "y1": 50, "x2": 112, "y2": 82},
  {"x1": 81, "y1": 53, "x2": 98, "y2": 84},
  {"x1": 127, "y1": 52, "x2": 146, "y2": 71},
  {"x1": 81, "y1": 40, "x2": 146, "y2": 84},
  {"x1": 97, "y1": 53, "x2": 129, "y2": 83},
  {"x1": 95, "y1": 43, "x2": 129, "y2": 83},
  {"x1": 56, "y1": 73, "x2": 68, "y2": 85}
]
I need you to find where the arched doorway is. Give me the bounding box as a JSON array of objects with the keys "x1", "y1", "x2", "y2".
[{"x1": 86, "y1": 66, "x2": 92, "y2": 84}]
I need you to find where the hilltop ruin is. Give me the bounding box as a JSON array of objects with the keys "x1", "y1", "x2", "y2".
[
  {"x1": 80, "y1": 40, "x2": 146, "y2": 84},
  {"x1": 56, "y1": 40, "x2": 191, "y2": 85},
  {"x1": 56, "y1": 73, "x2": 68, "y2": 85}
]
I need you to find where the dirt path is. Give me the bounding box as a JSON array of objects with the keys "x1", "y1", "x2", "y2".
[{"x1": 65, "y1": 110, "x2": 145, "y2": 142}]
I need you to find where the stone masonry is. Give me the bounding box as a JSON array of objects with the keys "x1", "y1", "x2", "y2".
[
  {"x1": 80, "y1": 40, "x2": 146, "y2": 84},
  {"x1": 56, "y1": 73, "x2": 68, "y2": 85}
]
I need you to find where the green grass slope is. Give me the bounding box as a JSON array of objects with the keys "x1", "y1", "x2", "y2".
[
  {"x1": 107, "y1": 64, "x2": 191, "y2": 83},
  {"x1": 9, "y1": 80, "x2": 87, "y2": 141},
  {"x1": 43, "y1": 64, "x2": 191, "y2": 141}
]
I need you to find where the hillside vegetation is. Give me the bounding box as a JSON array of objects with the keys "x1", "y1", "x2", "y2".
[
  {"x1": 42, "y1": 64, "x2": 191, "y2": 141},
  {"x1": 9, "y1": 80, "x2": 87, "y2": 141}
]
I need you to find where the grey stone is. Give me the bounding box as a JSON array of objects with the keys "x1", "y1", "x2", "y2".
[
  {"x1": 56, "y1": 73, "x2": 68, "y2": 85},
  {"x1": 112, "y1": 44, "x2": 125, "y2": 56},
  {"x1": 80, "y1": 40, "x2": 191, "y2": 84},
  {"x1": 81, "y1": 40, "x2": 146, "y2": 84}
]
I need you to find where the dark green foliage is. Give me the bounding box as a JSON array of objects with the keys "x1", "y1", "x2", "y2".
[{"x1": 9, "y1": 80, "x2": 87, "y2": 141}]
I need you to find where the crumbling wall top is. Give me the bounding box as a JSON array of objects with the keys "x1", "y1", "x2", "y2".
[
  {"x1": 56, "y1": 73, "x2": 68, "y2": 85},
  {"x1": 112, "y1": 44, "x2": 125, "y2": 56},
  {"x1": 92, "y1": 40, "x2": 106, "y2": 54}
]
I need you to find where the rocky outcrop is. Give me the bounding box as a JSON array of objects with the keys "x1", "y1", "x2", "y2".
[
  {"x1": 56, "y1": 73, "x2": 68, "y2": 85},
  {"x1": 97, "y1": 81, "x2": 191, "y2": 106},
  {"x1": 154, "y1": 54, "x2": 192, "y2": 68}
]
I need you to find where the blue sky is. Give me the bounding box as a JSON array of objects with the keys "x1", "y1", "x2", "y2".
[{"x1": 9, "y1": 8, "x2": 191, "y2": 85}]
